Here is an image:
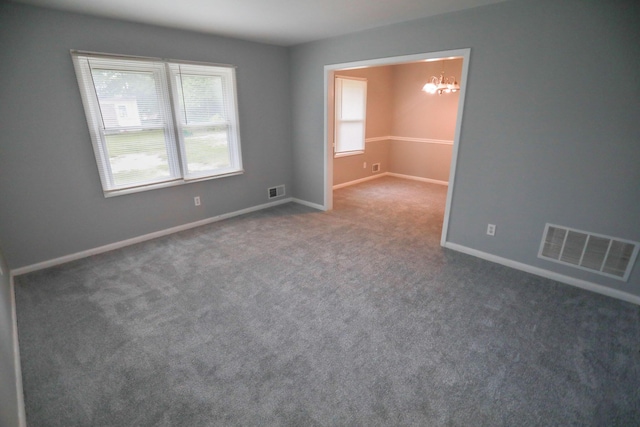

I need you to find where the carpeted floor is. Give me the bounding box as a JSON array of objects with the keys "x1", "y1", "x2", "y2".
[{"x1": 15, "y1": 177, "x2": 640, "y2": 426}]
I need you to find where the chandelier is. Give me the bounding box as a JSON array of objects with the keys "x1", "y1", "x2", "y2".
[{"x1": 422, "y1": 62, "x2": 460, "y2": 95}]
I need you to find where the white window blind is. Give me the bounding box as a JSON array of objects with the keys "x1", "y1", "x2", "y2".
[
  {"x1": 71, "y1": 51, "x2": 243, "y2": 196},
  {"x1": 334, "y1": 76, "x2": 367, "y2": 155},
  {"x1": 169, "y1": 63, "x2": 241, "y2": 180}
]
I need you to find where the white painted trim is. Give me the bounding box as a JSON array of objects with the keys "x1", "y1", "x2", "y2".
[
  {"x1": 444, "y1": 242, "x2": 640, "y2": 306},
  {"x1": 389, "y1": 136, "x2": 453, "y2": 145},
  {"x1": 334, "y1": 150, "x2": 364, "y2": 158},
  {"x1": 333, "y1": 172, "x2": 447, "y2": 190},
  {"x1": 12, "y1": 198, "x2": 293, "y2": 276},
  {"x1": 292, "y1": 198, "x2": 326, "y2": 211},
  {"x1": 365, "y1": 136, "x2": 453, "y2": 144},
  {"x1": 324, "y1": 68, "x2": 334, "y2": 211},
  {"x1": 333, "y1": 173, "x2": 387, "y2": 189},
  {"x1": 10, "y1": 274, "x2": 27, "y2": 427},
  {"x1": 441, "y1": 49, "x2": 471, "y2": 247},
  {"x1": 387, "y1": 173, "x2": 448, "y2": 186},
  {"x1": 364, "y1": 136, "x2": 390, "y2": 143}
]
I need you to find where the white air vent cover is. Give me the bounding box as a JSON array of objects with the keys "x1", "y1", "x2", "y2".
[
  {"x1": 539, "y1": 223, "x2": 639, "y2": 281},
  {"x1": 268, "y1": 185, "x2": 285, "y2": 199}
]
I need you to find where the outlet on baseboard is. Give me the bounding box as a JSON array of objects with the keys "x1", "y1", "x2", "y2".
[{"x1": 487, "y1": 224, "x2": 496, "y2": 236}]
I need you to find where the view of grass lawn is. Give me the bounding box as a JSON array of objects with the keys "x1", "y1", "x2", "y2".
[{"x1": 105, "y1": 128, "x2": 230, "y2": 186}]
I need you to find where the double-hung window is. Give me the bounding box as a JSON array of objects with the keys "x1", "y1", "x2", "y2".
[
  {"x1": 71, "y1": 51, "x2": 243, "y2": 196},
  {"x1": 334, "y1": 76, "x2": 367, "y2": 156}
]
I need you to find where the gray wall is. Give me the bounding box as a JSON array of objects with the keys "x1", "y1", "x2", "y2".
[
  {"x1": 290, "y1": 0, "x2": 640, "y2": 295},
  {"x1": 0, "y1": 3, "x2": 292, "y2": 269},
  {"x1": 0, "y1": 243, "x2": 21, "y2": 427}
]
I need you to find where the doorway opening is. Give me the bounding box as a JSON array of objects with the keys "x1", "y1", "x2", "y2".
[{"x1": 323, "y1": 49, "x2": 470, "y2": 246}]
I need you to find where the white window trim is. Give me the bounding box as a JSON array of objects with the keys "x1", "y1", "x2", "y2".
[{"x1": 71, "y1": 50, "x2": 243, "y2": 197}]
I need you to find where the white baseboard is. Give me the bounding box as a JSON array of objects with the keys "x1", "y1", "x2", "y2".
[
  {"x1": 444, "y1": 242, "x2": 640, "y2": 306},
  {"x1": 12, "y1": 198, "x2": 293, "y2": 276},
  {"x1": 333, "y1": 172, "x2": 448, "y2": 190},
  {"x1": 387, "y1": 173, "x2": 448, "y2": 186},
  {"x1": 10, "y1": 275, "x2": 27, "y2": 427},
  {"x1": 292, "y1": 198, "x2": 326, "y2": 211},
  {"x1": 332, "y1": 173, "x2": 387, "y2": 190}
]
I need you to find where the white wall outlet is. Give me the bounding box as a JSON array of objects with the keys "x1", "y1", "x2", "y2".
[
  {"x1": 194, "y1": 196, "x2": 201, "y2": 206},
  {"x1": 487, "y1": 224, "x2": 496, "y2": 236},
  {"x1": 363, "y1": 162, "x2": 367, "y2": 169}
]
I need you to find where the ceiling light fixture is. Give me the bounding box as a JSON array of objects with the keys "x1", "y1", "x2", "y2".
[{"x1": 422, "y1": 62, "x2": 460, "y2": 95}]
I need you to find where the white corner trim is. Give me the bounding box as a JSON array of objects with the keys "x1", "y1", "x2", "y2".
[
  {"x1": 386, "y1": 173, "x2": 448, "y2": 186},
  {"x1": 332, "y1": 173, "x2": 388, "y2": 190},
  {"x1": 11, "y1": 198, "x2": 293, "y2": 276},
  {"x1": 444, "y1": 242, "x2": 640, "y2": 306},
  {"x1": 390, "y1": 136, "x2": 453, "y2": 145},
  {"x1": 292, "y1": 198, "x2": 326, "y2": 211},
  {"x1": 10, "y1": 274, "x2": 27, "y2": 427}
]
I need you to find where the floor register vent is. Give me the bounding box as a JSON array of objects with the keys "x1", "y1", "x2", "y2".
[
  {"x1": 539, "y1": 223, "x2": 639, "y2": 281},
  {"x1": 268, "y1": 185, "x2": 285, "y2": 199}
]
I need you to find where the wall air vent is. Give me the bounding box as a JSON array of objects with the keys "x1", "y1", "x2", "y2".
[
  {"x1": 268, "y1": 185, "x2": 285, "y2": 199},
  {"x1": 538, "y1": 223, "x2": 639, "y2": 281},
  {"x1": 372, "y1": 163, "x2": 380, "y2": 173}
]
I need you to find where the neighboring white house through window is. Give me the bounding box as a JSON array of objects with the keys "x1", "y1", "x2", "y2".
[
  {"x1": 334, "y1": 76, "x2": 367, "y2": 156},
  {"x1": 71, "y1": 51, "x2": 243, "y2": 196}
]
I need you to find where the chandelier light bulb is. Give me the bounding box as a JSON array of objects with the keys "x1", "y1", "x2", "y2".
[{"x1": 422, "y1": 61, "x2": 461, "y2": 95}]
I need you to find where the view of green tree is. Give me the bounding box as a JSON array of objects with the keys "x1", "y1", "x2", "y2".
[
  {"x1": 91, "y1": 69, "x2": 162, "y2": 126},
  {"x1": 176, "y1": 74, "x2": 224, "y2": 124}
]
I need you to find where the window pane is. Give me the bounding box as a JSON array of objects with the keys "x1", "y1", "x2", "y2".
[
  {"x1": 91, "y1": 69, "x2": 164, "y2": 128},
  {"x1": 105, "y1": 130, "x2": 172, "y2": 186},
  {"x1": 336, "y1": 122, "x2": 364, "y2": 152},
  {"x1": 182, "y1": 126, "x2": 231, "y2": 174},
  {"x1": 176, "y1": 74, "x2": 225, "y2": 125}
]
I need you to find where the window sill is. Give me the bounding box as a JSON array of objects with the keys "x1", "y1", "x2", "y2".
[
  {"x1": 103, "y1": 169, "x2": 244, "y2": 198},
  {"x1": 334, "y1": 151, "x2": 364, "y2": 158}
]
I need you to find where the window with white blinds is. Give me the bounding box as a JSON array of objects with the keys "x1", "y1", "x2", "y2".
[
  {"x1": 334, "y1": 76, "x2": 367, "y2": 156},
  {"x1": 71, "y1": 51, "x2": 243, "y2": 196}
]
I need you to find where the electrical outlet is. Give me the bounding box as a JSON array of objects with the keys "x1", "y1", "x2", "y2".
[
  {"x1": 194, "y1": 196, "x2": 201, "y2": 206},
  {"x1": 487, "y1": 224, "x2": 496, "y2": 236},
  {"x1": 363, "y1": 162, "x2": 367, "y2": 169}
]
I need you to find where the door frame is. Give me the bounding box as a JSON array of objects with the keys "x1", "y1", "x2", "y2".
[{"x1": 323, "y1": 48, "x2": 471, "y2": 246}]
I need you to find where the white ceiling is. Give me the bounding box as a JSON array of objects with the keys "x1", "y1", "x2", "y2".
[{"x1": 11, "y1": 0, "x2": 509, "y2": 46}]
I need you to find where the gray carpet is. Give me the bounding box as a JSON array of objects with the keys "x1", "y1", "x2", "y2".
[{"x1": 15, "y1": 177, "x2": 640, "y2": 426}]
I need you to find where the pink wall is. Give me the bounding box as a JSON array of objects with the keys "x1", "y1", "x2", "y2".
[
  {"x1": 392, "y1": 59, "x2": 462, "y2": 141},
  {"x1": 333, "y1": 59, "x2": 460, "y2": 186}
]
